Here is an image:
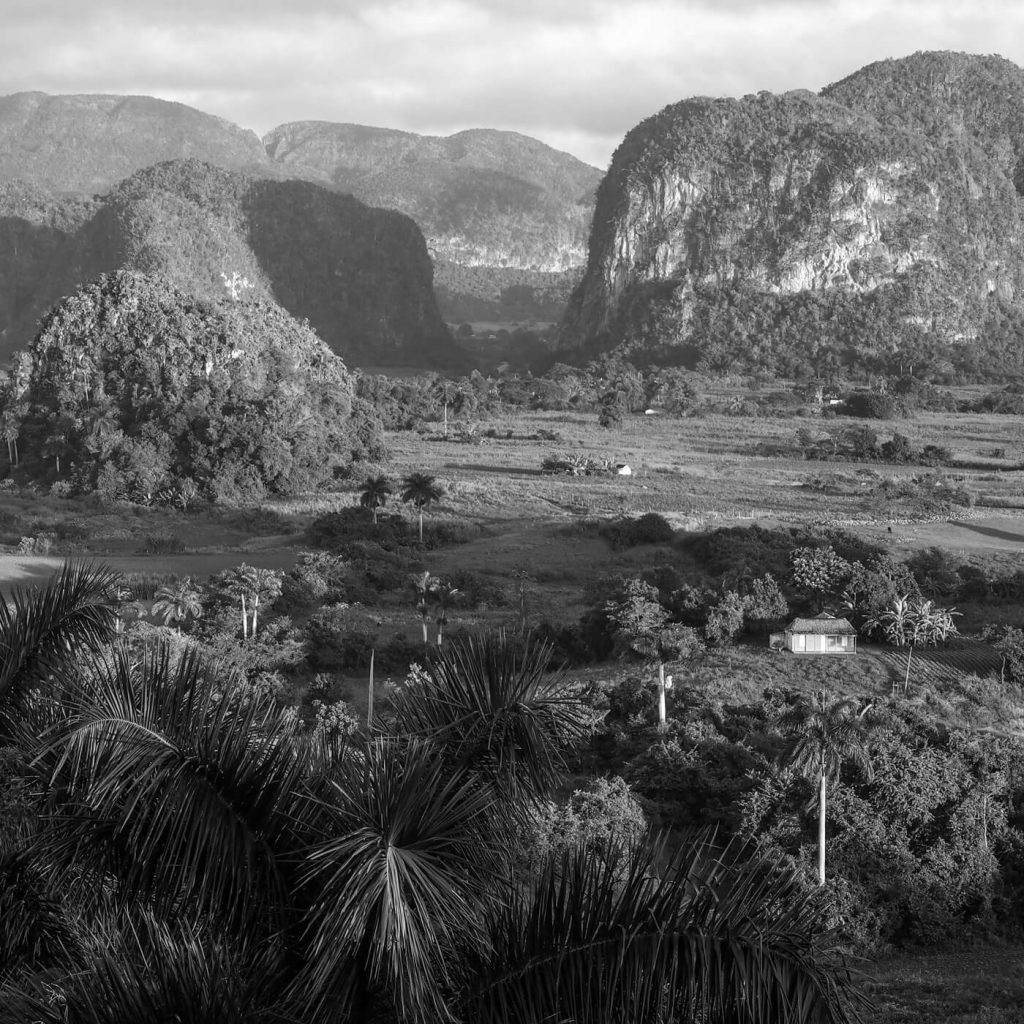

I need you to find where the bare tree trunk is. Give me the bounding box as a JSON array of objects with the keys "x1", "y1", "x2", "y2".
[
  {"x1": 903, "y1": 646, "x2": 913, "y2": 693},
  {"x1": 421, "y1": 616, "x2": 429, "y2": 645},
  {"x1": 240, "y1": 595, "x2": 248, "y2": 641},
  {"x1": 818, "y1": 770, "x2": 827, "y2": 886},
  {"x1": 657, "y1": 661, "x2": 667, "y2": 729},
  {"x1": 367, "y1": 648, "x2": 375, "y2": 729},
  {"x1": 251, "y1": 596, "x2": 259, "y2": 637},
  {"x1": 419, "y1": 509, "x2": 424, "y2": 543}
]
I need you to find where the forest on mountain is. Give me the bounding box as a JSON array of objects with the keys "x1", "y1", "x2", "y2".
[{"x1": 5, "y1": 271, "x2": 383, "y2": 502}]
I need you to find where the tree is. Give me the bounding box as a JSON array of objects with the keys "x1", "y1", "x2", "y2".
[
  {"x1": 790, "y1": 546, "x2": 851, "y2": 612},
  {"x1": 400, "y1": 472, "x2": 444, "y2": 543},
  {"x1": 606, "y1": 580, "x2": 703, "y2": 727},
  {"x1": 865, "y1": 595, "x2": 960, "y2": 693},
  {"x1": 358, "y1": 474, "x2": 392, "y2": 525},
  {"x1": 432, "y1": 581, "x2": 460, "y2": 646},
  {"x1": 779, "y1": 690, "x2": 875, "y2": 886},
  {"x1": 214, "y1": 564, "x2": 282, "y2": 641},
  {"x1": 152, "y1": 579, "x2": 204, "y2": 635},
  {"x1": 409, "y1": 571, "x2": 436, "y2": 645}
]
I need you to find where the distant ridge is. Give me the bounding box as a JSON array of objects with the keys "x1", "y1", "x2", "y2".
[{"x1": 0, "y1": 159, "x2": 462, "y2": 368}]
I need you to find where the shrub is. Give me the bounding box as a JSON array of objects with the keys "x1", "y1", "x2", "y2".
[{"x1": 600, "y1": 512, "x2": 674, "y2": 549}]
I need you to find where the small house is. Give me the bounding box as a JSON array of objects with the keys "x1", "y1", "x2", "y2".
[{"x1": 773, "y1": 612, "x2": 858, "y2": 654}]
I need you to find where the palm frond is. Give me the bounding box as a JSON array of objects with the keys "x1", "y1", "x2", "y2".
[
  {"x1": 389, "y1": 631, "x2": 592, "y2": 799},
  {"x1": 35, "y1": 643, "x2": 306, "y2": 933},
  {"x1": 463, "y1": 832, "x2": 866, "y2": 1024},
  {"x1": 0, "y1": 914, "x2": 297, "y2": 1024},
  {"x1": 0, "y1": 561, "x2": 120, "y2": 738},
  {"x1": 0, "y1": 851, "x2": 83, "y2": 986},
  {"x1": 293, "y1": 736, "x2": 500, "y2": 1023}
]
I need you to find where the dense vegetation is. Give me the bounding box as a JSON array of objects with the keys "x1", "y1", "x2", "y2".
[
  {"x1": 7, "y1": 271, "x2": 382, "y2": 501},
  {"x1": 0, "y1": 564, "x2": 862, "y2": 1023}
]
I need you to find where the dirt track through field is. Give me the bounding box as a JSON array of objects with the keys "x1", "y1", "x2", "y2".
[{"x1": 0, "y1": 549, "x2": 301, "y2": 595}]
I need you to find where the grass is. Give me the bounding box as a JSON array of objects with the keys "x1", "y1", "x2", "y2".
[{"x1": 860, "y1": 945, "x2": 1024, "y2": 1024}]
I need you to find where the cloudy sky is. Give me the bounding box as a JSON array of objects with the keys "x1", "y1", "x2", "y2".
[{"x1": 3, "y1": 0, "x2": 1023, "y2": 167}]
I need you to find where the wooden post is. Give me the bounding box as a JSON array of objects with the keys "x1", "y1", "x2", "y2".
[{"x1": 657, "y1": 661, "x2": 667, "y2": 729}]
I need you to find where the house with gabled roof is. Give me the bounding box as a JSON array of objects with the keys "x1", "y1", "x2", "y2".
[{"x1": 771, "y1": 612, "x2": 858, "y2": 654}]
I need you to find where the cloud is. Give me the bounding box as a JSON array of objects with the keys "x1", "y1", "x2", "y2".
[{"x1": 2, "y1": 0, "x2": 1024, "y2": 167}]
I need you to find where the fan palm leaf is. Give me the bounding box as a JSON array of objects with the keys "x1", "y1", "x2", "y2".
[
  {"x1": 35, "y1": 643, "x2": 307, "y2": 934},
  {"x1": 389, "y1": 631, "x2": 593, "y2": 799},
  {"x1": 293, "y1": 736, "x2": 500, "y2": 1023},
  {"x1": 463, "y1": 832, "x2": 865, "y2": 1024}
]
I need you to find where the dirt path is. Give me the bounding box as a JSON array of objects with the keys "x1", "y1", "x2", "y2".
[{"x1": 0, "y1": 548, "x2": 302, "y2": 594}]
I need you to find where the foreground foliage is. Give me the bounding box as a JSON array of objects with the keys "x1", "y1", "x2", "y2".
[{"x1": 0, "y1": 563, "x2": 863, "y2": 1024}]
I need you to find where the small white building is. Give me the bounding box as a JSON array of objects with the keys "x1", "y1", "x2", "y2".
[{"x1": 772, "y1": 612, "x2": 858, "y2": 654}]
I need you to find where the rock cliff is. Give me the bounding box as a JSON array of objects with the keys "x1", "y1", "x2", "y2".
[
  {"x1": 264, "y1": 122, "x2": 601, "y2": 320},
  {"x1": 560, "y1": 53, "x2": 1024, "y2": 380}
]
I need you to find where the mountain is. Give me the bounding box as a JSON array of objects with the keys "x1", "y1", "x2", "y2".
[
  {"x1": 560, "y1": 52, "x2": 1024, "y2": 381},
  {"x1": 14, "y1": 270, "x2": 376, "y2": 500},
  {"x1": 263, "y1": 122, "x2": 603, "y2": 321},
  {"x1": 0, "y1": 160, "x2": 461, "y2": 367},
  {"x1": 0, "y1": 92, "x2": 274, "y2": 194}
]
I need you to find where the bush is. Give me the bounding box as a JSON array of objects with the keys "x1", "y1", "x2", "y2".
[{"x1": 600, "y1": 512, "x2": 675, "y2": 549}]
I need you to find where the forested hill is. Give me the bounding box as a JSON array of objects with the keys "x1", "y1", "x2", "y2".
[
  {"x1": 264, "y1": 122, "x2": 603, "y2": 321},
  {"x1": 0, "y1": 92, "x2": 274, "y2": 193},
  {"x1": 559, "y1": 51, "x2": 1024, "y2": 382},
  {"x1": 0, "y1": 160, "x2": 462, "y2": 368}
]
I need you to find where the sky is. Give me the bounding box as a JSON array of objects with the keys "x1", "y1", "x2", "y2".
[{"x1": 4, "y1": 0, "x2": 1024, "y2": 168}]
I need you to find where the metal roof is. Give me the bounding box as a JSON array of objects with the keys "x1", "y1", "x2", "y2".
[{"x1": 786, "y1": 614, "x2": 858, "y2": 636}]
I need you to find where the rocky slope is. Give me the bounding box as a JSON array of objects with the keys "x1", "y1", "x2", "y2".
[
  {"x1": 560, "y1": 52, "x2": 1024, "y2": 380},
  {"x1": 0, "y1": 160, "x2": 461, "y2": 367},
  {"x1": 263, "y1": 122, "x2": 602, "y2": 320}
]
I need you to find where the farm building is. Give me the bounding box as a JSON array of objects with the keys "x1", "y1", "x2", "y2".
[{"x1": 771, "y1": 613, "x2": 858, "y2": 654}]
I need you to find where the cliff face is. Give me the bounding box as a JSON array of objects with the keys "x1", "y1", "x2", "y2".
[
  {"x1": 0, "y1": 160, "x2": 461, "y2": 368},
  {"x1": 264, "y1": 122, "x2": 602, "y2": 319},
  {"x1": 0, "y1": 92, "x2": 274, "y2": 194},
  {"x1": 560, "y1": 54, "x2": 1024, "y2": 379}
]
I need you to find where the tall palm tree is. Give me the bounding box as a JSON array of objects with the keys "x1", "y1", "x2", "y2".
[
  {"x1": 151, "y1": 579, "x2": 203, "y2": 635},
  {"x1": 409, "y1": 571, "x2": 435, "y2": 644},
  {"x1": 779, "y1": 690, "x2": 875, "y2": 886},
  {"x1": 400, "y1": 472, "x2": 443, "y2": 543},
  {"x1": 359, "y1": 474, "x2": 391, "y2": 526},
  {"x1": 432, "y1": 581, "x2": 460, "y2": 646}
]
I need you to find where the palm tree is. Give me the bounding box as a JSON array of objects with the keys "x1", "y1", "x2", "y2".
[
  {"x1": 401, "y1": 471, "x2": 443, "y2": 543},
  {"x1": 779, "y1": 690, "x2": 875, "y2": 886},
  {"x1": 359, "y1": 474, "x2": 391, "y2": 526},
  {"x1": 0, "y1": 561, "x2": 119, "y2": 742},
  {"x1": 151, "y1": 579, "x2": 203, "y2": 635},
  {"x1": 248, "y1": 568, "x2": 283, "y2": 637},
  {"x1": 432, "y1": 581, "x2": 460, "y2": 646},
  {"x1": 409, "y1": 570, "x2": 435, "y2": 645},
  {"x1": 218, "y1": 564, "x2": 258, "y2": 640},
  {"x1": 463, "y1": 832, "x2": 864, "y2": 1024},
  {"x1": 389, "y1": 631, "x2": 593, "y2": 800}
]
